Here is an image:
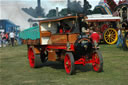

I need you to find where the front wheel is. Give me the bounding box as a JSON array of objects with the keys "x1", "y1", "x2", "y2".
[
  {"x1": 64, "y1": 52, "x2": 75, "y2": 75},
  {"x1": 92, "y1": 50, "x2": 103, "y2": 72}
]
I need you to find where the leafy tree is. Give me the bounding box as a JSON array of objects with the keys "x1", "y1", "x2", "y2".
[
  {"x1": 83, "y1": 0, "x2": 92, "y2": 15},
  {"x1": 92, "y1": 7, "x2": 107, "y2": 14},
  {"x1": 59, "y1": 8, "x2": 68, "y2": 16},
  {"x1": 46, "y1": 9, "x2": 56, "y2": 17},
  {"x1": 67, "y1": 0, "x2": 92, "y2": 15},
  {"x1": 67, "y1": 0, "x2": 83, "y2": 15}
]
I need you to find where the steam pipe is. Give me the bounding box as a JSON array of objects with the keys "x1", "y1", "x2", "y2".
[{"x1": 38, "y1": 0, "x2": 41, "y2": 7}]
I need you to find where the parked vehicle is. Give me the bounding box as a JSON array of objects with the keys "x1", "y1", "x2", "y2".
[
  {"x1": 20, "y1": 16, "x2": 103, "y2": 75},
  {"x1": 124, "y1": 32, "x2": 128, "y2": 49},
  {"x1": 86, "y1": 14, "x2": 121, "y2": 44}
]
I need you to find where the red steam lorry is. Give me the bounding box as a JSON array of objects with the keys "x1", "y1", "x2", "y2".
[{"x1": 21, "y1": 16, "x2": 103, "y2": 75}]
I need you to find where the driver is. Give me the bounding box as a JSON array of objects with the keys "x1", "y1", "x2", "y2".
[{"x1": 63, "y1": 23, "x2": 71, "y2": 33}]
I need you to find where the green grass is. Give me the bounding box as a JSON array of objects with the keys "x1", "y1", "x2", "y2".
[{"x1": 0, "y1": 45, "x2": 128, "y2": 85}]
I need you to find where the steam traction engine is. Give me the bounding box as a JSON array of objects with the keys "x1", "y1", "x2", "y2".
[
  {"x1": 107, "y1": 0, "x2": 128, "y2": 48},
  {"x1": 91, "y1": 0, "x2": 128, "y2": 46},
  {"x1": 21, "y1": 16, "x2": 103, "y2": 75}
]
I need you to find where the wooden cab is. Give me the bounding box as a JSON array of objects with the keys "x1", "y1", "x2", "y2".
[{"x1": 39, "y1": 16, "x2": 80, "y2": 46}]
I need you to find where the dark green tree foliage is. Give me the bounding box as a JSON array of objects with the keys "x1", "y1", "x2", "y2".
[
  {"x1": 83, "y1": 0, "x2": 92, "y2": 15},
  {"x1": 59, "y1": 8, "x2": 68, "y2": 16},
  {"x1": 46, "y1": 9, "x2": 56, "y2": 17},
  {"x1": 67, "y1": 0, "x2": 83, "y2": 15},
  {"x1": 46, "y1": 0, "x2": 92, "y2": 17},
  {"x1": 92, "y1": 7, "x2": 107, "y2": 14}
]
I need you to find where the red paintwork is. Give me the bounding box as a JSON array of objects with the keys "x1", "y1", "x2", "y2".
[
  {"x1": 59, "y1": 28, "x2": 63, "y2": 34},
  {"x1": 74, "y1": 57, "x2": 86, "y2": 65},
  {"x1": 74, "y1": 52, "x2": 101, "y2": 71},
  {"x1": 46, "y1": 45, "x2": 67, "y2": 50},
  {"x1": 101, "y1": 24, "x2": 108, "y2": 32},
  {"x1": 65, "y1": 30, "x2": 70, "y2": 33},
  {"x1": 64, "y1": 54, "x2": 71, "y2": 74},
  {"x1": 118, "y1": 0, "x2": 127, "y2": 4},
  {"x1": 106, "y1": 0, "x2": 117, "y2": 11},
  {"x1": 28, "y1": 48, "x2": 35, "y2": 68},
  {"x1": 74, "y1": 57, "x2": 93, "y2": 66},
  {"x1": 46, "y1": 44, "x2": 75, "y2": 51},
  {"x1": 70, "y1": 44, "x2": 75, "y2": 51},
  {"x1": 92, "y1": 52, "x2": 100, "y2": 71},
  {"x1": 87, "y1": 19, "x2": 120, "y2": 22}
]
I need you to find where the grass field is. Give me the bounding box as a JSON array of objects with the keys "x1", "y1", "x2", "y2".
[{"x1": 0, "y1": 45, "x2": 128, "y2": 85}]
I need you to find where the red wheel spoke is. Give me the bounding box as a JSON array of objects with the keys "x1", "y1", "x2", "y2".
[
  {"x1": 92, "y1": 52, "x2": 101, "y2": 72},
  {"x1": 28, "y1": 48, "x2": 35, "y2": 68},
  {"x1": 64, "y1": 53, "x2": 74, "y2": 74}
]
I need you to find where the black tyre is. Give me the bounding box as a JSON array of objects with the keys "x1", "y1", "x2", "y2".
[
  {"x1": 64, "y1": 52, "x2": 75, "y2": 75},
  {"x1": 92, "y1": 50, "x2": 103, "y2": 72},
  {"x1": 28, "y1": 46, "x2": 43, "y2": 68},
  {"x1": 40, "y1": 50, "x2": 48, "y2": 63}
]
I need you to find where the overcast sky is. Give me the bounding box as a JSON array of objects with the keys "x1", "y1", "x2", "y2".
[
  {"x1": 0, "y1": 0, "x2": 119, "y2": 13},
  {"x1": 0, "y1": 0, "x2": 120, "y2": 30}
]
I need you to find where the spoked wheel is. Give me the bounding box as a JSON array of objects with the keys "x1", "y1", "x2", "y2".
[
  {"x1": 28, "y1": 46, "x2": 43, "y2": 68},
  {"x1": 125, "y1": 39, "x2": 128, "y2": 48},
  {"x1": 92, "y1": 50, "x2": 103, "y2": 72},
  {"x1": 103, "y1": 28, "x2": 118, "y2": 44},
  {"x1": 40, "y1": 50, "x2": 48, "y2": 63},
  {"x1": 64, "y1": 52, "x2": 75, "y2": 75},
  {"x1": 124, "y1": 32, "x2": 128, "y2": 48}
]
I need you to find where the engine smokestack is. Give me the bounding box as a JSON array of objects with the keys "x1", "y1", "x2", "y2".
[
  {"x1": 38, "y1": 0, "x2": 41, "y2": 7},
  {"x1": 56, "y1": 7, "x2": 59, "y2": 17}
]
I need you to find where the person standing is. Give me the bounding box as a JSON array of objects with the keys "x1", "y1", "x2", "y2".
[
  {"x1": 9, "y1": 31, "x2": 15, "y2": 46},
  {"x1": 0, "y1": 32, "x2": 2, "y2": 47},
  {"x1": 2, "y1": 32, "x2": 6, "y2": 47},
  {"x1": 90, "y1": 29, "x2": 100, "y2": 48},
  {"x1": 116, "y1": 28, "x2": 123, "y2": 48},
  {"x1": 78, "y1": 14, "x2": 88, "y2": 33},
  {"x1": 5, "y1": 33, "x2": 9, "y2": 46}
]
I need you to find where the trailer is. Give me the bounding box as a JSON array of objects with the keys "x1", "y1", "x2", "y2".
[{"x1": 20, "y1": 16, "x2": 103, "y2": 75}]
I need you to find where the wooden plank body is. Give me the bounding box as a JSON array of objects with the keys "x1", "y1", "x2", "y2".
[{"x1": 49, "y1": 34, "x2": 67, "y2": 45}]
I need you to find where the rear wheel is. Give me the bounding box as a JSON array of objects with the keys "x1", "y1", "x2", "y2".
[
  {"x1": 92, "y1": 50, "x2": 103, "y2": 72},
  {"x1": 28, "y1": 46, "x2": 43, "y2": 68},
  {"x1": 40, "y1": 50, "x2": 48, "y2": 63},
  {"x1": 64, "y1": 52, "x2": 75, "y2": 75}
]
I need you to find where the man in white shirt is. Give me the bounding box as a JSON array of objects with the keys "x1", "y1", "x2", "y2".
[{"x1": 9, "y1": 32, "x2": 15, "y2": 46}]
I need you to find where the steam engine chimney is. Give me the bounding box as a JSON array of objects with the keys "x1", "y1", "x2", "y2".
[
  {"x1": 36, "y1": 0, "x2": 42, "y2": 17},
  {"x1": 56, "y1": 7, "x2": 59, "y2": 17},
  {"x1": 38, "y1": 0, "x2": 41, "y2": 7}
]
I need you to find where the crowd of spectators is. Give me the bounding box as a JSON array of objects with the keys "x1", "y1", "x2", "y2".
[{"x1": 0, "y1": 31, "x2": 21, "y2": 47}]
